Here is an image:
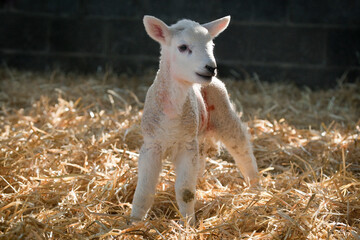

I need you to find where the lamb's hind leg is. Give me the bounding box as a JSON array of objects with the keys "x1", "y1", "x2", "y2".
[
  {"x1": 131, "y1": 143, "x2": 162, "y2": 221},
  {"x1": 203, "y1": 79, "x2": 259, "y2": 186},
  {"x1": 218, "y1": 120, "x2": 259, "y2": 186}
]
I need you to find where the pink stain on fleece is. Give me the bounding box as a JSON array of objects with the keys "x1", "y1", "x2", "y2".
[{"x1": 201, "y1": 89, "x2": 215, "y2": 131}]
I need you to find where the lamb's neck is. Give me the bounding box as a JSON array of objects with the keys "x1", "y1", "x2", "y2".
[{"x1": 155, "y1": 56, "x2": 192, "y2": 117}]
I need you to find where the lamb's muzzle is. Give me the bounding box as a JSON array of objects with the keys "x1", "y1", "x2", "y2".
[{"x1": 206, "y1": 65, "x2": 217, "y2": 75}]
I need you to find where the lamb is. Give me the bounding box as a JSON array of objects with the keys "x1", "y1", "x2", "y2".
[{"x1": 131, "y1": 15, "x2": 259, "y2": 224}]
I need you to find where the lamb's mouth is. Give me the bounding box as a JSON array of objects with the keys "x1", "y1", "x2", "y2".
[{"x1": 196, "y1": 73, "x2": 213, "y2": 81}]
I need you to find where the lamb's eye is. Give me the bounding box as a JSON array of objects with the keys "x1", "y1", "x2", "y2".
[{"x1": 178, "y1": 44, "x2": 188, "y2": 52}]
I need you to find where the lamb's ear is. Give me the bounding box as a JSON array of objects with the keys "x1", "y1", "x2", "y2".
[
  {"x1": 143, "y1": 15, "x2": 171, "y2": 45},
  {"x1": 202, "y1": 16, "x2": 231, "y2": 38}
]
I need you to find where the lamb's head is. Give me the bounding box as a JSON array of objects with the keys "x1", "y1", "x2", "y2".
[{"x1": 143, "y1": 15, "x2": 230, "y2": 84}]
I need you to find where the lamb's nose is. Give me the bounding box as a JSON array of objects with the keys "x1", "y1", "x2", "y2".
[{"x1": 205, "y1": 65, "x2": 217, "y2": 76}]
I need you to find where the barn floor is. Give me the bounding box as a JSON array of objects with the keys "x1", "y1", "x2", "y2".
[{"x1": 0, "y1": 68, "x2": 359, "y2": 239}]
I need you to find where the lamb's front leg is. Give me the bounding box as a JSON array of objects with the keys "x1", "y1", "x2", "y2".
[
  {"x1": 174, "y1": 140, "x2": 199, "y2": 224},
  {"x1": 131, "y1": 143, "x2": 162, "y2": 221}
]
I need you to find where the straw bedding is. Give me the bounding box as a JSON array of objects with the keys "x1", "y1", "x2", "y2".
[{"x1": 0, "y1": 68, "x2": 359, "y2": 239}]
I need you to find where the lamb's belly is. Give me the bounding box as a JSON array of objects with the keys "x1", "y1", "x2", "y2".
[{"x1": 157, "y1": 118, "x2": 197, "y2": 148}]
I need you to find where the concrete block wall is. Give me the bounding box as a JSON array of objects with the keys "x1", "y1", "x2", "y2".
[{"x1": 0, "y1": 0, "x2": 359, "y2": 87}]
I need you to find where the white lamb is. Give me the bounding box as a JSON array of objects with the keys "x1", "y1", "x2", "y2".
[{"x1": 131, "y1": 15, "x2": 259, "y2": 224}]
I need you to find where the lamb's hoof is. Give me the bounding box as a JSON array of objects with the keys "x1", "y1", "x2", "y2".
[
  {"x1": 179, "y1": 215, "x2": 196, "y2": 227},
  {"x1": 127, "y1": 216, "x2": 142, "y2": 225},
  {"x1": 248, "y1": 177, "x2": 260, "y2": 189}
]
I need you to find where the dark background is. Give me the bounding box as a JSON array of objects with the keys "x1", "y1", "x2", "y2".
[{"x1": 0, "y1": 0, "x2": 360, "y2": 87}]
